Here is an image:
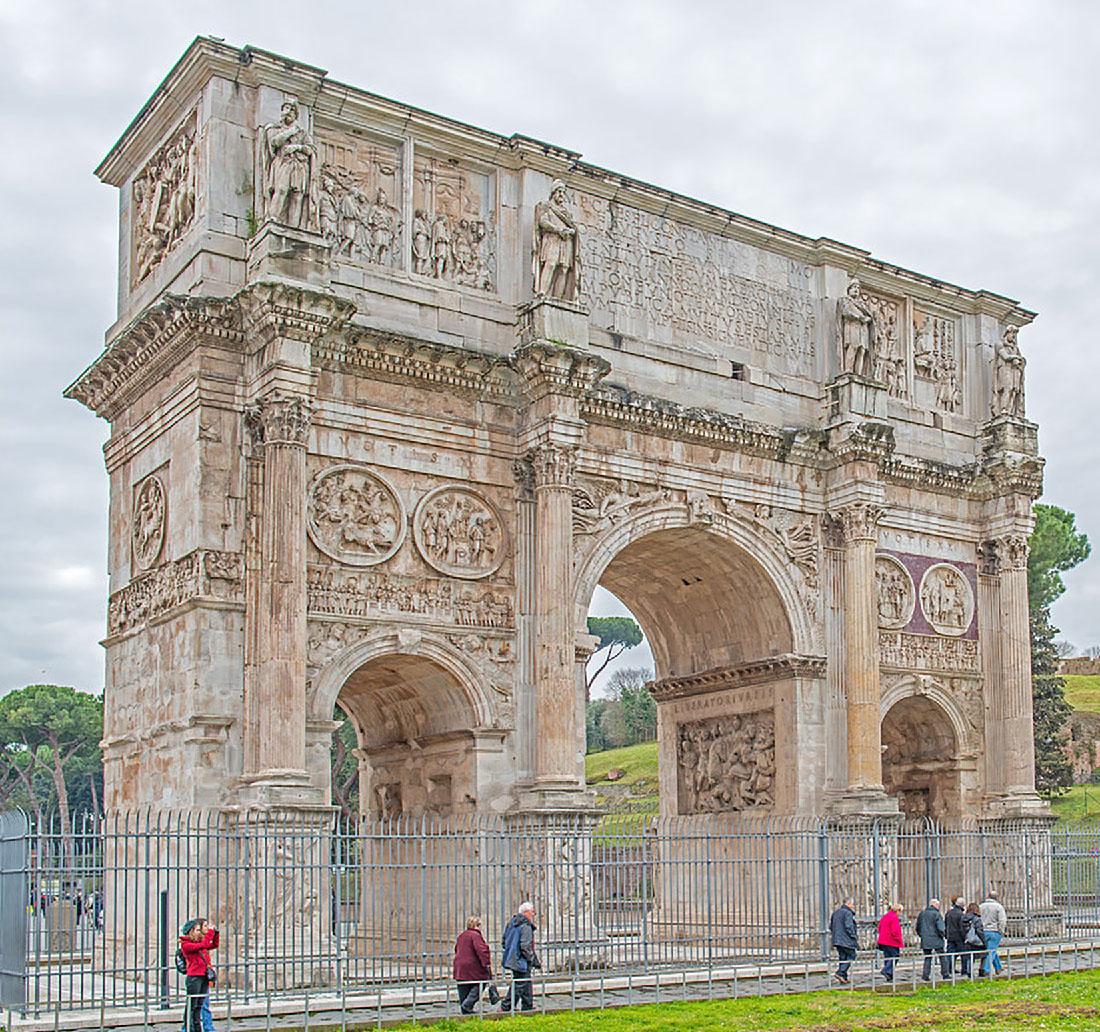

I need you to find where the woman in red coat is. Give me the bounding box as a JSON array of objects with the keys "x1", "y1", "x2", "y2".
[
  {"x1": 453, "y1": 915, "x2": 494, "y2": 1014},
  {"x1": 877, "y1": 903, "x2": 905, "y2": 982}
]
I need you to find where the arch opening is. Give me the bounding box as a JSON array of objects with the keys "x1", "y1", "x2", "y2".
[
  {"x1": 881, "y1": 695, "x2": 961, "y2": 819},
  {"x1": 335, "y1": 653, "x2": 481, "y2": 819}
]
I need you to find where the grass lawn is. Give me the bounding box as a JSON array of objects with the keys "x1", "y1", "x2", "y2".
[
  {"x1": 387, "y1": 969, "x2": 1100, "y2": 1030},
  {"x1": 1050, "y1": 783, "x2": 1100, "y2": 824},
  {"x1": 1064, "y1": 674, "x2": 1100, "y2": 714},
  {"x1": 585, "y1": 741, "x2": 659, "y2": 814}
]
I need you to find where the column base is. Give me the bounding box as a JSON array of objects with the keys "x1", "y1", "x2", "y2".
[
  {"x1": 517, "y1": 296, "x2": 590, "y2": 349},
  {"x1": 826, "y1": 372, "x2": 889, "y2": 421},
  {"x1": 246, "y1": 221, "x2": 333, "y2": 286},
  {"x1": 516, "y1": 781, "x2": 598, "y2": 814},
  {"x1": 982, "y1": 791, "x2": 1053, "y2": 820},
  {"x1": 234, "y1": 769, "x2": 327, "y2": 810},
  {"x1": 826, "y1": 786, "x2": 901, "y2": 819}
]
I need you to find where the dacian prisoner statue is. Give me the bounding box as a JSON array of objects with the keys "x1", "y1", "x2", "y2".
[
  {"x1": 260, "y1": 96, "x2": 319, "y2": 231},
  {"x1": 836, "y1": 278, "x2": 878, "y2": 379},
  {"x1": 993, "y1": 326, "x2": 1026, "y2": 418},
  {"x1": 532, "y1": 179, "x2": 580, "y2": 300}
]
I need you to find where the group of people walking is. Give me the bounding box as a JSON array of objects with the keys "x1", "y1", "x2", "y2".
[
  {"x1": 453, "y1": 903, "x2": 542, "y2": 1013},
  {"x1": 831, "y1": 892, "x2": 1007, "y2": 984}
]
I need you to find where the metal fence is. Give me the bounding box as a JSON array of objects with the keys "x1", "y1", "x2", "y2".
[{"x1": 4, "y1": 809, "x2": 1100, "y2": 1020}]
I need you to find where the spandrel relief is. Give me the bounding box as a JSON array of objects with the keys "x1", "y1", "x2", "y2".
[
  {"x1": 412, "y1": 152, "x2": 496, "y2": 291},
  {"x1": 306, "y1": 465, "x2": 406, "y2": 566},
  {"x1": 130, "y1": 110, "x2": 198, "y2": 287},
  {"x1": 677, "y1": 710, "x2": 775, "y2": 814},
  {"x1": 132, "y1": 474, "x2": 167, "y2": 571},
  {"x1": 913, "y1": 308, "x2": 961, "y2": 413},
  {"x1": 317, "y1": 133, "x2": 402, "y2": 266}
]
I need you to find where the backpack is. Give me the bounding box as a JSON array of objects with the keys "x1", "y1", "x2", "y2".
[{"x1": 175, "y1": 946, "x2": 187, "y2": 975}]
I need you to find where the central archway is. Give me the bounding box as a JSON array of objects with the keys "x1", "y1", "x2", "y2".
[{"x1": 575, "y1": 504, "x2": 825, "y2": 816}]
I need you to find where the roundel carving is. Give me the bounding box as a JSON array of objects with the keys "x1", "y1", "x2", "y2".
[
  {"x1": 875, "y1": 554, "x2": 915, "y2": 630},
  {"x1": 919, "y1": 562, "x2": 975, "y2": 637},
  {"x1": 307, "y1": 465, "x2": 406, "y2": 566},
  {"x1": 413, "y1": 486, "x2": 507, "y2": 580},
  {"x1": 132, "y1": 475, "x2": 167, "y2": 570}
]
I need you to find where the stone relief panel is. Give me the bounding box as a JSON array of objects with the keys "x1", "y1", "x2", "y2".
[
  {"x1": 131, "y1": 109, "x2": 198, "y2": 287},
  {"x1": 317, "y1": 132, "x2": 402, "y2": 266},
  {"x1": 108, "y1": 549, "x2": 243, "y2": 637},
  {"x1": 875, "y1": 554, "x2": 915, "y2": 630},
  {"x1": 912, "y1": 307, "x2": 961, "y2": 413},
  {"x1": 862, "y1": 289, "x2": 907, "y2": 399},
  {"x1": 677, "y1": 710, "x2": 775, "y2": 814},
  {"x1": 412, "y1": 151, "x2": 496, "y2": 291},
  {"x1": 412, "y1": 486, "x2": 507, "y2": 580},
  {"x1": 573, "y1": 193, "x2": 817, "y2": 376},
  {"x1": 879, "y1": 631, "x2": 979, "y2": 673},
  {"x1": 307, "y1": 465, "x2": 406, "y2": 566},
  {"x1": 307, "y1": 565, "x2": 514, "y2": 628},
  {"x1": 132, "y1": 474, "x2": 167, "y2": 571},
  {"x1": 919, "y1": 563, "x2": 975, "y2": 638},
  {"x1": 572, "y1": 476, "x2": 672, "y2": 535}
]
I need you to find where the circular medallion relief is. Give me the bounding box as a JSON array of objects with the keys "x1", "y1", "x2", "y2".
[
  {"x1": 307, "y1": 465, "x2": 406, "y2": 566},
  {"x1": 413, "y1": 486, "x2": 507, "y2": 580},
  {"x1": 919, "y1": 563, "x2": 975, "y2": 637},
  {"x1": 875, "y1": 554, "x2": 915, "y2": 630},
  {"x1": 132, "y1": 475, "x2": 167, "y2": 571}
]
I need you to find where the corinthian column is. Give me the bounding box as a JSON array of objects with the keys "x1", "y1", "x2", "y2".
[
  {"x1": 990, "y1": 534, "x2": 1040, "y2": 802},
  {"x1": 528, "y1": 443, "x2": 584, "y2": 796},
  {"x1": 835, "y1": 502, "x2": 887, "y2": 797},
  {"x1": 245, "y1": 389, "x2": 312, "y2": 788}
]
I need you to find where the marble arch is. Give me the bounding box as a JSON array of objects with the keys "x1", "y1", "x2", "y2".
[{"x1": 69, "y1": 38, "x2": 1049, "y2": 825}]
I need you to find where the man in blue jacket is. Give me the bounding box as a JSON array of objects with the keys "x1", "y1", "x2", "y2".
[
  {"x1": 829, "y1": 897, "x2": 858, "y2": 984},
  {"x1": 500, "y1": 901, "x2": 540, "y2": 1012}
]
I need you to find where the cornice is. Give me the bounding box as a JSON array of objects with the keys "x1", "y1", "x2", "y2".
[
  {"x1": 510, "y1": 341, "x2": 611, "y2": 401},
  {"x1": 237, "y1": 280, "x2": 356, "y2": 348},
  {"x1": 65, "y1": 294, "x2": 244, "y2": 420},
  {"x1": 649, "y1": 654, "x2": 827, "y2": 702}
]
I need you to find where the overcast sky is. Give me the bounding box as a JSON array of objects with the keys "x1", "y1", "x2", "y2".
[{"x1": 0, "y1": 1, "x2": 1096, "y2": 696}]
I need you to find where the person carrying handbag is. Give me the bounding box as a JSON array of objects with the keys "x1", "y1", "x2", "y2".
[
  {"x1": 179, "y1": 918, "x2": 218, "y2": 1032},
  {"x1": 963, "y1": 902, "x2": 987, "y2": 977}
]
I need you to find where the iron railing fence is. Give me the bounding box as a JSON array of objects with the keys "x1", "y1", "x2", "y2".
[{"x1": 4, "y1": 809, "x2": 1100, "y2": 1017}]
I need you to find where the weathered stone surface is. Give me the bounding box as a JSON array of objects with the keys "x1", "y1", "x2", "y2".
[{"x1": 68, "y1": 38, "x2": 1045, "y2": 823}]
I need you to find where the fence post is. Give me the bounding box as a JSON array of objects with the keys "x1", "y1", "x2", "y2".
[
  {"x1": 158, "y1": 889, "x2": 169, "y2": 1009},
  {"x1": 817, "y1": 823, "x2": 829, "y2": 961}
]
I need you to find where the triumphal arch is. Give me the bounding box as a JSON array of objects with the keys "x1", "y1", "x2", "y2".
[{"x1": 69, "y1": 38, "x2": 1046, "y2": 826}]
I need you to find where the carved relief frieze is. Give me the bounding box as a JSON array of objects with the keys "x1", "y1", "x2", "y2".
[
  {"x1": 132, "y1": 474, "x2": 167, "y2": 571},
  {"x1": 879, "y1": 630, "x2": 980, "y2": 673},
  {"x1": 108, "y1": 548, "x2": 243, "y2": 638},
  {"x1": 307, "y1": 465, "x2": 406, "y2": 566},
  {"x1": 412, "y1": 486, "x2": 507, "y2": 580},
  {"x1": 412, "y1": 151, "x2": 495, "y2": 291},
  {"x1": 875, "y1": 554, "x2": 915, "y2": 630},
  {"x1": 574, "y1": 193, "x2": 817, "y2": 376},
  {"x1": 307, "y1": 564, "x2": 514, "y2": 628},
  {"x1": 317, "y1": 132, "x2": 402, "y2": 266},
  {"x1": 862, "y1": 289, "x2": 908, "y2": 399},
  {"x1": 572, "y1": 476, "x2": 672, "y2": 535},
  {"x1": 919, "y1": 562, "x2": 975, "y2": 637},
  {"x1": 912, "y1": 307, "x2": 961, "y2": 413},
  {"x1": 677, "y1": 710, "x2": 775, "y2": 814},
  {"x1": 131, "y1": 109, "x2": 198, "y2": 287}
]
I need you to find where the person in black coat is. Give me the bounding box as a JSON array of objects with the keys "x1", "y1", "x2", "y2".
[
  {"x1": 944, "y1": 895, "x2": 966, "y2": 973},
  {"x1": 963, "y1": 902, "x2": 987, "y2": 977},
  {"x1": 829, "y1": 897, "x2": 858, "y2": 983},
  {"x1": 915, "y1": 898, "x2": 950, "y2": 981}
]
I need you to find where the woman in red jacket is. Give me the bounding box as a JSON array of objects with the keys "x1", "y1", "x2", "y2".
[
  {"x1": 180, "y1": 918, "x2": 218, "y2": 1032},
  {"x1": 453, "y1": 915, "x2": 494, "y2": 1014},
  {"x1": 877, "y1": 903, "x2": 905, "y2": 982}
]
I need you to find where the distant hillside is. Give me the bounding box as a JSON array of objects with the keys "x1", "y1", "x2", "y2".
[
  {"x1": 585, "y1": 741, "x2": 659, "y2": 812},
  {"x1": 1064, "y1": 675, "x2": 1100, "y2": 714}
]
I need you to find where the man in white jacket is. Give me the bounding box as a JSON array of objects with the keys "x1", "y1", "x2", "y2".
[{"x1": 979, "y1": 891, "x2": 1007, "y2": 975}]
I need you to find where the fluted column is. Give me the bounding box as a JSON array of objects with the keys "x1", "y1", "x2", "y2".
[
  {"x1": 991, "y1": 534, "x2": 1038, "y2": 799},
  {"x1": 529, "y1": 443, "x2": 583, "y2": 792},
  {"x1": 246, "y1": 389, "x2": 311, "y2": 781},
  {"x1": 836, "y1": 503, "x2": 885, "y2": 793}
]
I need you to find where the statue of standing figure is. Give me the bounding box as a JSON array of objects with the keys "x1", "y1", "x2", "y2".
[
  {"x1": 993, "y1": 326, "x2": 1026, "y2": 417},
  {"x1": 835, "y1": 278, "x2": 878, "y2": 379},
  {"x1": 533, "y1": 179, "x2": 580, "y2": 301},
  {"x1": 260, "y1": 97, "x2": 319, "y2": 232}
]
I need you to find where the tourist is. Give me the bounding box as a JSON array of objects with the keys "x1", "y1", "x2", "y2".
[
  {"x1": 963, "y1": 902, "x2": 987, "y2": 976},
  {"x1": 979, "y1": 891, "x2": 1007, "y2": 976},
  {"x1": 179, "y1": 918, "x2": 218, "y2": 1032},
  {"x1": 454, "y1": 915, "x2": 496, "y2": 1014},
  {"x1": 876, "y1": 903, "x2": 904, "y2": 982},
  {"x1": 829, "y1": 897, "x2": 858, "y2": 984},
  {"x1": 915, "y1": 898, "x2": 950, "y2": 981},
  {"x1": 944, "y1": 895, "x2": 966, "y2": 973},
  {"x1": 500, "y1": 901, "x2": 540, "y2": 1012}
]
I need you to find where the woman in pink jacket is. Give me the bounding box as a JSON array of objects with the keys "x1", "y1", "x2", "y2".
[{"x1": 877, "y1": 903, "x2": 905, "y2": 982}]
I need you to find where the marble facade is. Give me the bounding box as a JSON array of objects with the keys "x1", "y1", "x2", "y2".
[{"x1": 69, "y1": 38, "x2": 1046, "y2": 825}]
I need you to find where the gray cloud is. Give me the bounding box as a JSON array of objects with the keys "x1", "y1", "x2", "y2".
[{"x1": 1, "y1": 0, "x2": 1096, "y2": 693}]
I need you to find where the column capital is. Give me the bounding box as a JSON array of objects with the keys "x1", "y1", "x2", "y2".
[
  {"x1": 529, "y1": 443, "x2": 577, "y2": 490},
  {"x1": 825, "y1": 502, "x2": 884, "y2": 544},
  {"x1": 246, "y1": 389, "x2": 312, "y2": 448},
  {"x1": 511, "y1": 340, "x2": 610, "y2": 402},
  {"x1": 980, "y1": 533, "x2": 1029, "y2": 575}
]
